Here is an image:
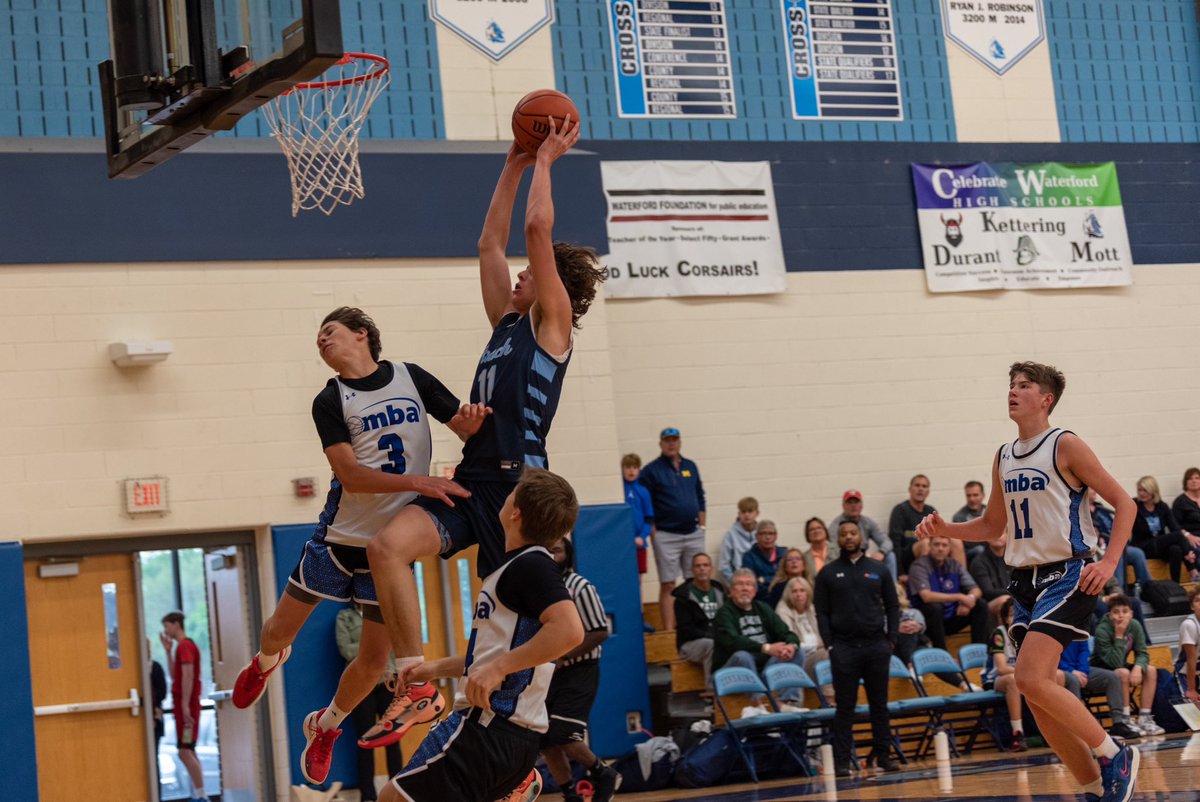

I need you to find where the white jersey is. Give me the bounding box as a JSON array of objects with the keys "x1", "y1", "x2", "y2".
[
  {"x1": 999, "y1": 427, "x2": 1098, "y2": 568},
  {"x1": 319, "y1": 362, "x2": 433, "y2": 547},
  {"x1": 455, "y1": 546, "x2": 558, "y2": 732}
]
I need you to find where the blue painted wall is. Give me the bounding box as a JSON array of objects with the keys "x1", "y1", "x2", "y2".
[
  {"x1": 271, "y1": 524, "x2": 358, "y2": 791},
  {"x1": 0, "y1": 542, "x2": 39, "y2": 801},
  {"x1": 572, "y1": 503, "x2": 654, "y2": 757}
]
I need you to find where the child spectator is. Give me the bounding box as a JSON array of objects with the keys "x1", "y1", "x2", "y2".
[
  {"x1": 718, "y1": 497, "x2": 759, "y2": 585},
  {"x1": 982, "y1": 598, "x2": 1026, "y2": 751},
  {"x1": 621, "y1": 454, "x2": 654, "y2": 575},
  {"x1": 1092, "y1": 595, "x2": 1165, "y2": 735}
]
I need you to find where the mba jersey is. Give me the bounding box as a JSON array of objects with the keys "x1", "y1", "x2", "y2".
[
  {"x1": 999, "y1": 427, "x2": 1098, "y2": 568},
  {"x1": 457, "y1": 313, "x2": 571, "y2": 483},
  {"x1": 457, "y1": 545, "x2": 570, "y2": 732},
  {"x1": 311, "y1": 361, "x2": 457, "y2": 547}
]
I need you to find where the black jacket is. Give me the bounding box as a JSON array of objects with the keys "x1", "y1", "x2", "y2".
[
  {"x1": 673, "y1": 578, "x2": 726, "y2": 648},
  {"x1": 814, "y1": 553, "x2": 899, "y2": 647},
  {"x1": 969, "y1": 547, "x2": 1012, "y2": 601}
]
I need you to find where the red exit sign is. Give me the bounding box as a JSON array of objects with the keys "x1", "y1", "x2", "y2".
[{"x1": 124, "y1": 477, "x2": 169, "y2": 514}]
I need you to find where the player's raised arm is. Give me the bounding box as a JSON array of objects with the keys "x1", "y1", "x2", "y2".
[
  {"x1": 524, "y1": 115, "x2": 580, "y2": 357},
  {"x1": 478, "y1": 144, "x2": 536, "y2": 328}
]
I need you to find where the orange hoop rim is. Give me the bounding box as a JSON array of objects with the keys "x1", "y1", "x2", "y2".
[{"x1": 291, "y1": 52, "x2": 390, "y2": 91}]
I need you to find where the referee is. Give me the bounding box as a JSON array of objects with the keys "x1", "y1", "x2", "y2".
[{"x1": 542, "y1": 536, "x2": 621, "y2": 802}]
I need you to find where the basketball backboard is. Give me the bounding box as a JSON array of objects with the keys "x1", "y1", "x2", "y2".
[{"x1": 100, "y1": 0, "x2": 344, "y2": 179}]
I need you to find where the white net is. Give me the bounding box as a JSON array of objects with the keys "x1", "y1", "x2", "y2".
[{"x1": 261, "y1": 53, "x2": 390, "y2": 216}]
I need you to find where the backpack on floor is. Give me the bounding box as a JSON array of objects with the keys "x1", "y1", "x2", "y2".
[
  {"x1": 610, "y1": 736, "x2": 678, "y2": 792},
  {"x1": 674, "y1": 727, "x2": 739, "y2": 788},
  {"x1": 1150, "y1": 667, "x2": 1191, "y2": 733},
  {"x1": 1140, "y1": 580, "x2": 1190, "y2": 616}
]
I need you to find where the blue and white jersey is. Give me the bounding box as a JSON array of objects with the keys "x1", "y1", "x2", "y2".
[
  {"x1": 999, "y1": 427, "x2": 1099, "y2": 568},
  {"x1": 311, "y1": 361, "x2": 458, "y2": 547},
  {"x1": 456, "y1": 313, "x2": 571, "y2": 483},
  {"x1": 457, "y1": 545, "x2": 571, "y2": 732}
]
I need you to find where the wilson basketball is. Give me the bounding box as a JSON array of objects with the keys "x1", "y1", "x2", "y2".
[{"x1": 511, "y1": 90, "x2": 581, "y2": 155}]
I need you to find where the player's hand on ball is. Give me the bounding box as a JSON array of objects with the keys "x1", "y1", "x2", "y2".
[
  {"x1": 915, "y1": 511, "x2": 946, "y2": 540},
  {"x1": 464, "y1": 660, "x2": 506, "y2": 712},
  {"x1": 505, "y1": 141, "x2": 535, "y2": 170},
  {"x1": 536, "y1": 114, "x2": 580, "y2": 163}
]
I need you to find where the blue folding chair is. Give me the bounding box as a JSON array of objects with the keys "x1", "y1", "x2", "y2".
[
  {"x1": 912, "y1": 647, "x2": 1006, "y2": 755},
  {"x1": 712, "y1": 667, "x2": 812, "y2": 781},
  {"x1": 814, "y1": 656, "x2": 917, "y2": 765}
]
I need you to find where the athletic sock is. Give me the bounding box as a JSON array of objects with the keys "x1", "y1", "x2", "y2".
[
  {"x1": 1010, "y1": 720, "x2": 1023, "y2": 735},
  {"x1": 590, "y1": 757, "x2": 605, "y2": 773},
  {"x1": 317, "y1": 703, "x2": 349, "y2": 731},
  {"x1": 1083, "y1": 778, "x2": 1103, "y2": 796},
  {"x1": 1138, "y1": 708, "x2": 1151, "y2": 715},
  {"x1": 257, "y1": 650, "x2": 279, "y2": 671},
  {"x1": 1121, "y1": 706, "x2": 1131, "y2": 717},
  {"x1": 1092, "y1": 735, "x2": 1120, "y2": 760}
]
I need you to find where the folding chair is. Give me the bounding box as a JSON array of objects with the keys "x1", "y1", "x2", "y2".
[
  {"x1": 912, "y1": 647, "x2": 1006, "y2": 756},
  {"x1": 814, "y1": 657, "x2": 918, "y2": 765},
  {"x1": 764, "y1": 662, "x2": 835, "y2": 763},
  {"x1": 712, "y1": 666, "x2": 813, "y2": 781}
]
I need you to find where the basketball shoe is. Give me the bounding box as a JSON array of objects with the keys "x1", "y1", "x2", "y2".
[
  {"x1": 357, "y1": 682, "x2": 446, "y2": 748},
  {"x1": 587, "y1": 762, "x2": 622, "y2": 802},
  {"x1": 231, "y1": 646, "x2": 291, "y2": 709},
  {"x1": 1099, "y1": 742, "x2": 1139, "y2": 802},
  {"x1": 499, "y1": 768, "x2": 542, "y2": 802},
  {"x1": 300, "y1": 708, "x2": 342, "y2": 785}
]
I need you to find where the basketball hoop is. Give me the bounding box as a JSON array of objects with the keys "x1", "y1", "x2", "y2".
[{"x1": 261, "y1": 52, "x2": 390, "y2": 216}]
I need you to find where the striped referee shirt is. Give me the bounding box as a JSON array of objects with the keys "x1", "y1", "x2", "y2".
[{"x1": 561, "y1": 570, "x2": 609, "y2": 667}]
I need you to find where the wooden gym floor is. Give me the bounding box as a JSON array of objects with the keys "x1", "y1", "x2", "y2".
[{"x1": 543, "y1": 732, "x2": 1200, "y2": 801}]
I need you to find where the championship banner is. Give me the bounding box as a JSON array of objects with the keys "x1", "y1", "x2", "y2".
[
  {"x1": 600, "y1": 161, "x2": 788, "y2": 299},
  {"x1": 912, "y1": 162, "x2": 1133, "y2": 293}
]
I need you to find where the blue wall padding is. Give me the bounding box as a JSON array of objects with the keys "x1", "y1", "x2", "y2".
[
  {"x1": 572, "y1": 503, "x2": 653, "y2": 757},
  {"x1": 270, "y1": 524, "x2": 358, "y2": 790},
  {"x1": 0, "y1": 542, "x2": 39, "y2": 800}
]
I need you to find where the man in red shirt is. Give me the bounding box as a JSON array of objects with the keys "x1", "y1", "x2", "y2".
[{"x1": 161, "y1": 611, "x2": 208, "y2": 802}]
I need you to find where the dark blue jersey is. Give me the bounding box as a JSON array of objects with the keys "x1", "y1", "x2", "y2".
[{"x1": 457, "y1": 312, "x2": 571, "y2": 482}]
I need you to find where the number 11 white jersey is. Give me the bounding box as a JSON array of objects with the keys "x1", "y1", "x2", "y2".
[{"x1": 999, "y1": 427, "x2": 1098, "y2": 568}]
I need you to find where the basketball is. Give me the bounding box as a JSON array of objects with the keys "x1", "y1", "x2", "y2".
[{"x1": 511, "y1": 89, "x2": 581, "y2": 155}]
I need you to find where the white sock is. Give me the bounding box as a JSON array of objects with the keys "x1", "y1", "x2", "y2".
[
  {"x1": 1121, "y1": 706, "x2": 1131, "y2": 717},
  {"x1": 1010, "y1": 720, "x2": 1023, "y2": 735},
  {"x1": 1092, "y1": 735, "x2": 1120, "y2": 760},
  {"x1": 1083, "y1": 778, "x2": 1103, "y2": 796},
  {"x1": 1138, "y1": 708, "x2": 1151, "y2": 716},
  {"x1": 317, "y1": 703, "x2": 349, "y2": 731},
  {"x1": 257, "y1": 650, "x2": 279, "y2": 671}
]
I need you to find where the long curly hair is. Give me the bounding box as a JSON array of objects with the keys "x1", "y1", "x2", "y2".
[{"x1": 552, "y1": 241, "x2": 606, "y2": 329}]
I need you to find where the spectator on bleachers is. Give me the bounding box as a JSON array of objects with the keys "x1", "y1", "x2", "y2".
[
  {"x1": 1170, "y1": 467, "x2": 1200, "y2": 582},
  {"x1": 890, "y1": 474, "x2": 935, "y2": 576},
  {"x1": 741, "y1": 520, "x2": 782, "y2": 601},
  {"x1": 1179, "y1": 587, "x2": 1200, "y2": 707},
  {"x1": 713, "y1": 568, "x2": 805, "y2": 709},
  {"x1": 1090, "y1": 488, "x2": 1152, "y2": 594},
  {"x1": 765, "y1": 548, "x2": 807, "y2": 607},
  {"x1": 814, "y1": 520, "x2": 899, "y2": 775},
  {"x1": 830, "y1": 489, "x2": 896, "y2": 580},
  {"x1": 907, "y1": 535, "x2": 987, "y2": 649},
  {"x1": 802, "y1": 517, "x2": 838, "y2": 581},
  {"x1": 982, "y1": 598, "x2": 1026, "y2": 751},
  {"x1": 952, "y1": 480, "x2": 988, "y2": 563},
  {"x1": 639, "y1": 426, "x2": 706, "y2": 631},
  {"x1": 893, "y1": 584, "x2": 927, "y2": 667},
  {"x1": 1058, "y1": 636, "x2": 1141, "y2": 739},
  {"x1": 672, "y1": 553, "x2": 725, "y2": 687},
  {"x1": 621, "y1": 454, "x2": 655, "y2": 577},
  {"x1": 1131, "y1": 475, "x2": 1199, "y2": 584},
  {"x1": 1093, "y1": 568, "x2": 1151, "y2": 642},
  {"x1": 774, "y1": 576, "x2": 827, "y2": 677},
  {"x1": 968, "y1": 530, "x2": 1012, "y2": 627},
  {"x1": 717, "y1": 496, "x2": 759, "y2": 586},
  {"x1": 1092, "y1": 594, "x2": 1165, "y2": 735}
]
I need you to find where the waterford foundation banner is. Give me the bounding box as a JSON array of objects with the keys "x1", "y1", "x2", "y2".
[
  {"x1": 601, "y1": 160, "x2": 788, "y2": 299},
  {"x1": 912, "y1": 162, "x2": 1133, "y2": 293}
]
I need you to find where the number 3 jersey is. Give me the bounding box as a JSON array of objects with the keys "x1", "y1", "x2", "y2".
[
  {"x1": 311, "y1": 361, "x2": 460, "y2": 547},
  {"x1": 999, "y1": 427, "x2": 1098, "y2": 568}
]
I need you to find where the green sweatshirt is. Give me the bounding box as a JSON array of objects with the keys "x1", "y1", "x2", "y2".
[
  {"x1": 1091, "y1": 616, "x2": 1149, "y2": 670},
  {"x1": 712, "y1": 598, "x2": 800, "y2": 671}
]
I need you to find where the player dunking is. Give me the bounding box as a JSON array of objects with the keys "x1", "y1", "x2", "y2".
[
  {"x1": 917, "y1": 362, "x2": 1139, "y2": 802},
  {"x1": 362, "y1": 117, "x2": 604, "y2": 747},
  {"x1": 380, "y1": 468, "x2": 585, "y2": 802},
  {"x1": 229, "y1": 307, "x2": 485, "y2": 784}
]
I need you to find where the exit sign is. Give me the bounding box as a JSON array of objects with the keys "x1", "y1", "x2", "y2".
[{"x1": 124, "y1": 477, "x2": 169, "y2": 514}]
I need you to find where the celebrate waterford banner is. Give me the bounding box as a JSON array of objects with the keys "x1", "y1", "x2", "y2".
[
  {"x1": 601, "y1": 161, "x2": 788, "y2": 298},
  {"x1": 912, "y1": 162, "x2": 1133, "y2": 293}
]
